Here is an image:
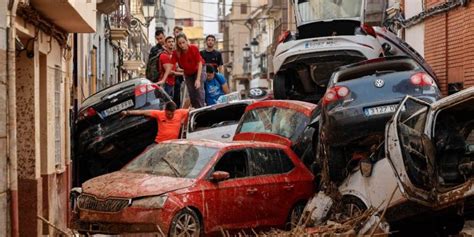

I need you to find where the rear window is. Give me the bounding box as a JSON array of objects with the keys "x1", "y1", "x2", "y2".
[
  {"x1": 236, "y1": 107, "x2": 310, "y2": 142},
  {"x1": 190, "y1": 103, "x2": 249, "y2": 132},
  {"x1": 336, "y1": 60, "x2": 419, "y2": 83},
  {"x1": 81, "y1": 78, "x2": 149, "y2": 108}
]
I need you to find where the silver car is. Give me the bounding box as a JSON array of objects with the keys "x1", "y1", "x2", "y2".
[{"x1": 184, "y1": 100, "x2": 254, "y2": 141}]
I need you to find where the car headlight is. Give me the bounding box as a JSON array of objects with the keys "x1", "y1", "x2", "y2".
[{"x1": 131, "y1": 195, "x2": 168, "y2": 209}]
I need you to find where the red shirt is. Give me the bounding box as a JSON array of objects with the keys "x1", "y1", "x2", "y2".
[
  {"x1": 159, "y1": 51, "x2": 176, "y2": 86},
  {"x1": 149, "y1": 109, "x2": 189, "y2": 143},
  {"x1": 172, "y1": 45, "x2": 204, "y2": 76}
]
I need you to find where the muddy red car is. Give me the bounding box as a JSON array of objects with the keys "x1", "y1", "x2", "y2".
[
  {"x1": 234, "y1": 100, "x2": 319, "y2": 169},
  {"x1": 71, "y1": 139, "x2": 314, "y2": 236}
]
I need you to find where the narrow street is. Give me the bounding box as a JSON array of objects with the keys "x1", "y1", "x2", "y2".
[{"x1": 0, "y1": 0, "x2": 473, "y2": 236}]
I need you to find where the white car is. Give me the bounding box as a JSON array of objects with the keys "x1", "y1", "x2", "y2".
[
  {"x1": 273, "y1": 0, "x2": 387, "y2": 102},
  {"x1": 184, "y1": 99, "x2": 254, "y2": 141},
  {"x1": 338, "y1": 86, "x2": 474, "y2": 235}
]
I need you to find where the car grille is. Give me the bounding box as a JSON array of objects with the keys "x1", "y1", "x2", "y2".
[{"x1": 77, "y1": 194, "x2": 131, "y2": 212}]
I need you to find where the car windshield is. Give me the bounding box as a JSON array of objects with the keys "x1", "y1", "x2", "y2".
[
  {"x1": 123, "y1": 143, "x2": 218, "y2": 178},
  {"x1": 296, "y1": 0, "x2": 363, "y2": 23},
  {"x1": 237, "y1": 107, "x2": 310, "y2": 142}
]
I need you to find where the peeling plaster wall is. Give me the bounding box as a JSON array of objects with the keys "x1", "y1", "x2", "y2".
[
  {"x1": 15, "y1": 16, "x2": 72, "y2": 235},
  {"x1": 0, "y1": 0, "x2": 9, "y2": 235}
]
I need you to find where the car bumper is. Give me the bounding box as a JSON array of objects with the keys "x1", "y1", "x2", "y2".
[
  {"x1": 72, "y1": 207, "x2": 176, "y2": 235},
  {"x1": 76, "y1": 116, "x2": 156, "y2": 154}
]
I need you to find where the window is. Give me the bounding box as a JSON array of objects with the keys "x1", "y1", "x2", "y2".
[
  {"x1": 213, "y1": 150, "x2": 249, "y2": 179},
  {"x1": 249, "y1": 148, "x2": 294, "y2": 176},
  {"x1": 240, "y1": 3, "x2": 247, "y2": 14},
  {"x1": 54, "y1": 65, "x2": 63, "y2": 169},
  {"x1": 175, "y1": 18, "x2": 194, "y2": 27}
]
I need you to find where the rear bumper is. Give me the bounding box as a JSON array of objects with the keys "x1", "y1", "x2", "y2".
[{"x1": 76, "y1": 116, "x2": 156, "y2": 155}]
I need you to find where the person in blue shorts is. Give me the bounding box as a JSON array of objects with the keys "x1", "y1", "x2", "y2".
[{"x1": 204, "y1": 65, "x2": 230, "y2": 105}]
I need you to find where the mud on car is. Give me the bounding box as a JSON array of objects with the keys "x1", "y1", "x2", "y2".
[
  {"x1": 338, "y1": 87, "x2": 474, "y2": 235},
  {"x1": 73, "y1": 78, "x2": 171, "y2": 186},
  {"x1": 273, "y1": 0, "x2": 387, "y2": 102},
  {"x1": 71, "y1": 139, "x2": 315, "y2": 236}
]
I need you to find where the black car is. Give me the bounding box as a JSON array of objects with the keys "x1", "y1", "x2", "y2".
[
  {"x1": 319, "y1": 56, "x2": 441, "y2": 181},
  {"x1": 73, "y1": 78, "x2": 172, "y2": 185}
]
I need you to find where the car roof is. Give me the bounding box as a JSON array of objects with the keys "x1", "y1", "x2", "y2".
[
  {"x1": 162, "y1": 139, "x2": 288, "y2": 150},
  {"x1": 245, "y1": 100, "x2": 317, "y2": 116}
]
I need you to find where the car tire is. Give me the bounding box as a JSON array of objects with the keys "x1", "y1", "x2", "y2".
[
  {"x1": 286, "y1": 201, "x2": 306, "y2": 230},
  {"x1": 169, "y1": 208, "x2": 202, "y2": 237},
  {"x1": 274, "y1": 73, "x2": 288, "y2": 99},
  {"x1": 341, "y1": 195, "x2": 367, "y2": 218}
]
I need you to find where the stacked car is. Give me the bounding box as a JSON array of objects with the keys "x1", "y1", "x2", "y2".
[{"x1": 71, "y1": 0, "x2": 473, "y2": 235}]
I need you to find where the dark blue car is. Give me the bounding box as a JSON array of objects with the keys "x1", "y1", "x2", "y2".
[
  {"x1": 73, "y1": 78, "x2": 171, "y2": 185},
  {"x1": 320, "y1": 56, "x2": 441, "y2": 181}
]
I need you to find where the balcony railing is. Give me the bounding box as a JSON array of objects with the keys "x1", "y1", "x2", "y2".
[{"x1": 109, "y1": 1, "x2": 131, "y2": 41}]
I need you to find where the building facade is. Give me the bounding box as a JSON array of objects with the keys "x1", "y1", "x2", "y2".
[
  {"x1": 174, "y1": 0, "x2": 205, "y2": 47},
  {"x1": 0, "y1": 0, "x2": 96, "y2": 236}
]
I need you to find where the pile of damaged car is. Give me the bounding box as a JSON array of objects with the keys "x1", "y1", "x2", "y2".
[{"x1": 69, "y1": 1, "x2": 473, "y2": 236}]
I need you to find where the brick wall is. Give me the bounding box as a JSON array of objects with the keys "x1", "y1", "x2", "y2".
[{"x1": 424, "y1": 1, "x2": 474, "y2": 95}]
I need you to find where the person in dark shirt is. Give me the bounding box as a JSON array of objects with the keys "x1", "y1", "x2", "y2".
[{"x1": 200, "y1": 34, "x2": 223, "y2": 73}]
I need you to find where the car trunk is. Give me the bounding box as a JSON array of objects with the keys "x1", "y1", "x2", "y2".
[
  {"x1": 75, "y1": 79, "x2": 149, "y2": 133},
  {"x1": 187, "y1": 103, "x2": 249, "y2": 141},
  {"x1": 281, "y1": 50, "x2": 367, "y2": 96}
]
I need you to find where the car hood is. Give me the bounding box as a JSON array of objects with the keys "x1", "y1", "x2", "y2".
[{"x1": 82, "y1": 171, "x2": 195, "y2": 199}]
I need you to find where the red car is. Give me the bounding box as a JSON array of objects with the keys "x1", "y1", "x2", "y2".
[
  {"x1": 234, "y1": 100, "x2": 319, "y2": 168},
  {"x1": 71, "y1": 139, "x2": 314, "y2": 236}
]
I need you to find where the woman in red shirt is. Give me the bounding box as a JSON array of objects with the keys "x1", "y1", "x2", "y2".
[{"x1": 172, "y1": 34, "x2": 205, "y2": 108}]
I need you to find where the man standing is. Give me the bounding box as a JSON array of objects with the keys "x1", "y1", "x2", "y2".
[
  {"x1": 173, "y1": 26, "x2": 184, "y2": 107},
  {"x1": 204, "y1": 65, "x2": 230, "y2": 106},
  {"x1": 157, "y1": 36, "x2": 182, "y2": 98},
  {"x1": 200, "y1": 34, "x2": 224, "y2": 73},
  {"x1": 146, "y1": 29, "x2": 166, "y2": 82},
  {"x1": 121, "y1": 102, "x2": 188, "y2": 143}
]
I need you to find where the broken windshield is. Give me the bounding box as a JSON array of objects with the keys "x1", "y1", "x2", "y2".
[
  {"x1": 123, "y1": 143, "x2": 218, "y2": 178},
  {"x1": 296, "y1": 0, "x2": 363, "y2": 24},
  {"x1": 237, "y1": 107, "x2": 309, "y2": 142}
]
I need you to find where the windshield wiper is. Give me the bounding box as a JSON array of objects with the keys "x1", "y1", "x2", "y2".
[{"x1": 161, "y1": 157, "x2": 182, "y2": 177}]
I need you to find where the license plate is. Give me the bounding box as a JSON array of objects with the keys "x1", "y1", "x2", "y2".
[
  {"x1": 364, "y1": 104, "x2": 399, "y2": 116},
  {"x1": 304, "y1": 40, "x2": 337, "y2": 49},
  {"x1": 102, "y1": 100, "x2": 134, "y2": 117}
]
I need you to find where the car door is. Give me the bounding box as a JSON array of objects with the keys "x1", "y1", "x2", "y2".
[
  {"x1": 386, "y1": 87, "x2": 474, "y2": 207},
  {"x1": 204, "y1": 148, "x2": 259, "y2": 231},
  {"x1": 247, "y1": 147, "x2": 298, "y2": 226}
]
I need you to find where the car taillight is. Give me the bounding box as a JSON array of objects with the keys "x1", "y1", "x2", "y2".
[
  {"x1": 362, "y1": 24, "x2": 376, "y2": 38},
  {"x1": 410, "y1": 72, "x2": 433, "y2": 86},
  {"x1": 77, "y1": 107, "x2": 97, "y2": 121},
  {"x1": 323, "y1": 86, "x2": 350, "y2": 105},
  {"x1": 278, "y1": 31, "x2": 291, "y2": 44},
  {"x1": 135, "y1": 84, "x2": 158, "y2": 97}
]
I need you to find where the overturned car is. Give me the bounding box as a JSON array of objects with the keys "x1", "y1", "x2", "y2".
[{"x1": 273, "y1": 0, "x2": 387, "y2": 102}]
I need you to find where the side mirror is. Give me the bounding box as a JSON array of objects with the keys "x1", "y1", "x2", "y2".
[
  {"x1": 211, "y1": 171, "x2": 230, "y2": 182},
  {"x1": 360, "y1": 158, "x2": 373, "y2": 177}
]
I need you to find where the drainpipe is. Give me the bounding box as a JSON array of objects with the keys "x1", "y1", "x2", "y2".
[{"x1": 6, "y1": 0, "x2": 19, "y2": 237}]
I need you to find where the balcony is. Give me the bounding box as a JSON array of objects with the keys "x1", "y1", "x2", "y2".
[
  {"x1": 97, "y1": 0, "x2": 120, "y2": 14},
  {"x1": 30, "y1": 0, "x2": 96, "y2": 33},
  {"x1": 109, "y1": 2, "x2": 131, "y2": 41}
]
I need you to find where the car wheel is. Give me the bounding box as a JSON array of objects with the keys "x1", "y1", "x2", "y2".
[
  {"x1": 274, "y1": 73, "x2": 289, "y2": 99},
  {"x1": 169, "y1": 208, "x2": 202, "y2": 237},
  {"x1": 341, "y1": 195, "x2": 367, "y2": 218},
  {"x1": 286, "y1": 201, "x2": 306, "y2": 230}
]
